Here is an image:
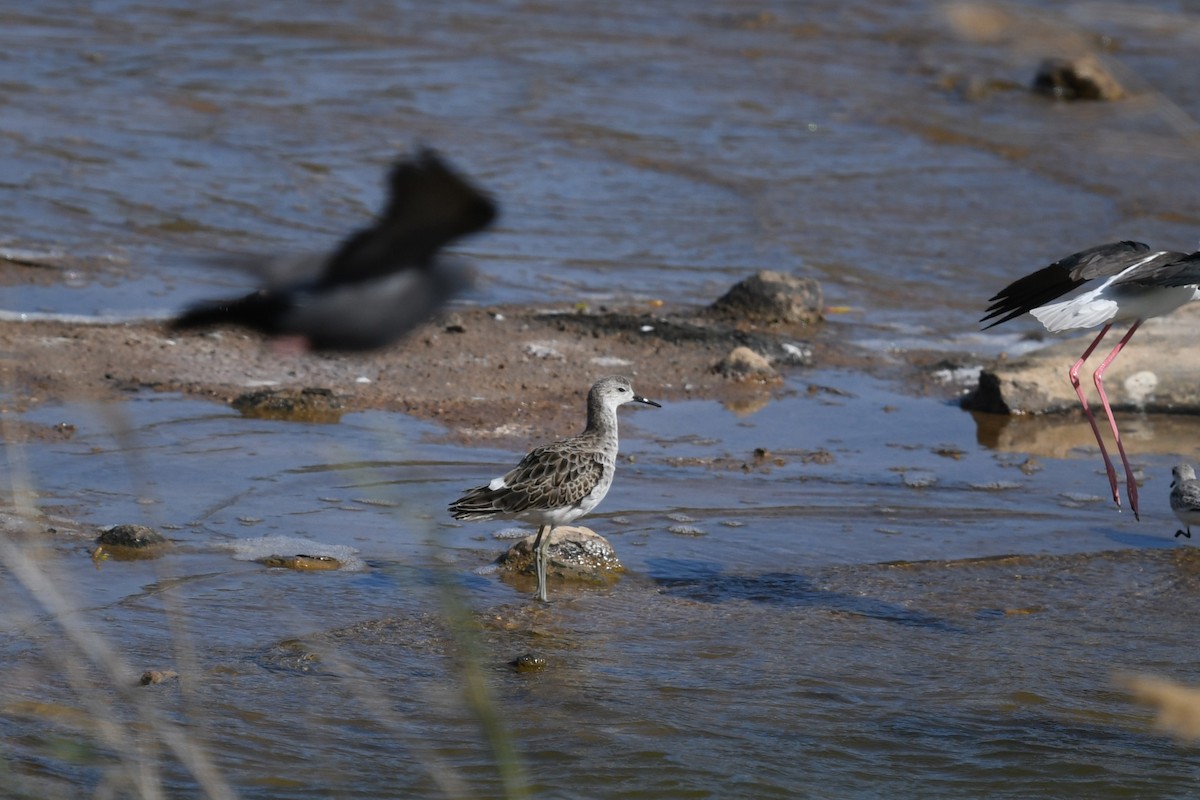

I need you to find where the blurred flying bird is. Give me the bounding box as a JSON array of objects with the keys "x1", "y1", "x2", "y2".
[{"x1": 172, "y1": 149, "x2": 496, "y2": 351}]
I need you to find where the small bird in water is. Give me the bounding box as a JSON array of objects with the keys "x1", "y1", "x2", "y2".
[
  {"x1": 982, "y1": 241, "x2": 1200, "y2": 520},
  {"x1": 1170, "y1": 464, "x2": 1200, "y2": 539},
  {"x1": 172, "y1": 149, "x2": 496, "y2": 351},
  {"x1": 448, "y1": 376, "x2": 660, "y2": 602}
]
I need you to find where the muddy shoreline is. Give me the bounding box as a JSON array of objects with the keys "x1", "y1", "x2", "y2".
[
  {"x1": 0, "y1": 297, "x2": 865, "y2": 445},
  {"x1": 9, "y1": 288, "x2": 1200, "y2": 456}
]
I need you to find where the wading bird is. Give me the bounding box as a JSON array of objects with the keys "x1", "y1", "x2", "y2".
[
  {"x1": 449, "y1": 376, "x2": 660, "y2": 602},
  {"x1": 983, "y1": 241, "x2": 1200, "y2": 519},
  {"x1": 1170, "y1": 463, "x2": 1200, "y2": 539}
]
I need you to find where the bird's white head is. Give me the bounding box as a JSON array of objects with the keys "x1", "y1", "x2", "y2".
[
  {"x1": 591, "y1": 375, "x2": 661, "y2": 411},
  {"x1": 1172, "y1": 463, "x2": 1196, "y2": 488}
]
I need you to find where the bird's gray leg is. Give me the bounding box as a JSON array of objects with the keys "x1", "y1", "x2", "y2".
[
  {"x1": 532, "y1": 525, "x2": 552, "y2": 601},
  {"x1": 1176, "y1": 525, "x2": 1192, "y2": 539}
]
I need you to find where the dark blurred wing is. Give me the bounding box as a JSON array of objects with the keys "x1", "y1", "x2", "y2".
[
  {"x1": 981, "y1": 240, "x2": 1151, "y2": 329},
  {"x1": 171, "y1": 150, "x2": 494, "y2": 349},
  {"x1": 318, "y1": 149, "x2": 497, "y2": 288},
  {"x1": 279, "y1": 258, "x2": 473, "y2": 351},
  {"x1": 171, "y1": 289, "x2": 289, "y2": 335}
]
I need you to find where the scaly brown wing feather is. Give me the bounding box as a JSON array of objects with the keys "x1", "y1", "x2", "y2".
[{"x1": 449, "y1": 437, "x2": 606, "y2": 520}]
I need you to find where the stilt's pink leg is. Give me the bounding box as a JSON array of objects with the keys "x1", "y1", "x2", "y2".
[
  {"x1": 1093, "y1": 320, "x2": 1142, "y2": 520},
  {"x1": 1069, "y1": 324, "x2": 1120, "y2": 507}
]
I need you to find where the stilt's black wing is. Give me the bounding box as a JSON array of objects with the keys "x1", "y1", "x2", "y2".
[
  {"x1": 981, "y1": 240, "x2": 1151, "y2": 329},
  {"x1": 1110, "y1": 250, "x2": 1199, "y2": 289}
]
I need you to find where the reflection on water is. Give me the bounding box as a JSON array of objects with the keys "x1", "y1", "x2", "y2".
[{"x1": 973, "y1": 409, "x2": 1200, "y2": 461}]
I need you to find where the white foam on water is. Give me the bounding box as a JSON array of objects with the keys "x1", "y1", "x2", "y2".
[{"x1": 492, "y1": 527, "x2": 532, "y2": 540}]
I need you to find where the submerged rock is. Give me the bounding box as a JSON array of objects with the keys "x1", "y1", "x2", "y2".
[
  {"x1": 497, "y1": 525, "x2": 624, "y2": 587},
  {"x1": 93, "y1": 524, "x2": 168, "y2": 560},
  {"x1": 1032, "y1": 55, "x2": 1125, "y2": 101},
  {"x1": 232, "y1": 387, "x2": 344, "y2": 423},
  {"x1": 709, "y1": 271, "x2": 823, "y2": 326},
  {"x1": 258, "y1": 554, "x2": 343, "y2": 571},
  {"x1": 139, "y1": 669, "x2": 179, "y2": 686},
  {"x1": 510, "y1": 653, "x2": 547, "y2": 673}
]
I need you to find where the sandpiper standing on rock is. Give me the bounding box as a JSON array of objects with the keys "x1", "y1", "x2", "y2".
[
  {"x1": 449, "y1": 376, "x2": 660, "y2": 602},
  {"x1": 1170, "y1": 464, "x2": 1200, "y2": 539},
  {"x1": 982, "y1": 241, "x2": 1200, "y2": 520}
]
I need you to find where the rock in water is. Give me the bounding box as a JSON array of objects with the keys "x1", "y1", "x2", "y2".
[
  {"x1": 710, "y1": 271, "x2": 823, "y2": 325},
  {"x1": 94, "y1": 524, "x2": 169, "y2": 561},
  {"x1": 497, "y1": 525, "x2": 624, "y2": 587},
  {"x1": 1032, "y1": 55, "x2": 1125, "y2": 101}
]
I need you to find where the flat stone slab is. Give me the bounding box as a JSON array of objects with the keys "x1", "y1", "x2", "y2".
[{"x1": 964, "y1": 305, "x2": 1200, "y2": 416}]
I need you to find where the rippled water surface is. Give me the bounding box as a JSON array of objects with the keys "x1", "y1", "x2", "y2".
[
  {"x1": 8, "y1": 378, "x2": 1200, "y2": 798},
  {"x1": 6, "y1": 0, "x2": 1200, "y2": 329},
  {"x1": 5, "y1": 0, "x2": 1200, "y2": 797}
]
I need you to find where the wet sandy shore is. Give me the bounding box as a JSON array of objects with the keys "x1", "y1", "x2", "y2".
[
  {"x1": 7, "y1": 292, "x2": 1200, "y2": 448},
  {"x1": 0, "y1": 297, "x2": 848, "y2": 445}
]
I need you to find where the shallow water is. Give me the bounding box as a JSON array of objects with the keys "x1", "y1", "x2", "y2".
[
  {"x1": 5, "y1": 0, "x2": 1200, "y2": 333},
  {"x1": 5, "y1": 0, "x2": 1200, "y2": 797},
  {"x1": 6, "y1": 375, "x2": 1200, "y2": 797}
]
